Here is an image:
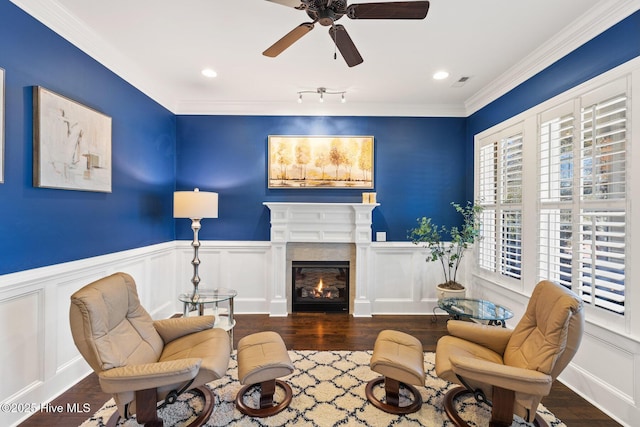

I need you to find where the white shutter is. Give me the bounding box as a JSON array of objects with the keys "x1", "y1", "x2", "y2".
[
  {"x1": 580, "y1": 91, "x2": 627, "y2": 200},
  {"x1": 501, "y1": 134, "x2": 523, "y2": 204},
  {"x1": 500, "y1": 210, "x2": 522, "y2": 279},
  {"x1": 538, "y1": 106, "x2": 575, "y2": 290},
  {"x1": 539, "y1": 110, "x2": 574, "y2": 203},
  {"x1": 539, "y1": 209, "x2": 572, "y2": 288},
  {"x1": 578, "y1": 81, "x2": 627, "y2": 313},
  {"x1": 478, "y1": 142, "x2": 497, "y2": 272},
  {"x1": 477, "y1": 128, "x2": 523, "y2": 281},
  {"x1": 479, "y1": 143, "x2": 497, "y2": 204},
  {"x1": 536, "y1": 78, "x2": 627, "y2": 315},
  {"x1": 479, "y1": 208, "x2": 497, "y2": 271},
  {"x1": 578, "y1": 210, "x2": 626, "y2": 313},
  {"x1": 499, "y1": 133, "x2": 523, "y2": 279}
]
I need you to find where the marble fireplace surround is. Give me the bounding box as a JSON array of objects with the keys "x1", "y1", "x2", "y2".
[{"x1": 263, "y1": 202, "x2": 379, "y2": 317}]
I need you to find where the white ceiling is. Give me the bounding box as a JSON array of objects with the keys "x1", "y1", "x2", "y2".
[{"x1": 11, "y1": 0, "x2": 638, "y2": 116}]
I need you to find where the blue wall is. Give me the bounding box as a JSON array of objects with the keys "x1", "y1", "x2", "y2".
[
  {"x1": 0, "y1": 1, "x2": 176, "y2": 275},
  {"x1": 1, "y1": 0, "x2": 638, "y2": 277},
  {"x1": 175, "y1": 115, "x2": 468, "y2": 242},
  {"x1": 465, "y1": 10, "x2": 640, "y2": 200}
]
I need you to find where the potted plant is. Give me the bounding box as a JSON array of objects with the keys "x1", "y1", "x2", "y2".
[{"x1": 408, "y1": 201, "x2": 483, "y2": 299}]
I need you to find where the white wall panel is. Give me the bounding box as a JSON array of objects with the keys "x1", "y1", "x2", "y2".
[
  {"x1": 370, "y1": 242, "x2": 456, "y2": 314},
  {"x1": 175, "y1": 242, "x2": 272, "y2": 313},
  {"x1": 0, "y1": 291, "x2": 41, "y2": 402},
  {"x1": 573, "y1": 333, "x2": 635, "y2": 400},
  {"x1": 224, "y1": 249, "x2": 270, "y2": 300},
  {"x1": 148, "y1": 252, "x2": 176, "y2": 318},
  {"x1": 372, "y1": 250, "x2": 413, "y2": 300}
]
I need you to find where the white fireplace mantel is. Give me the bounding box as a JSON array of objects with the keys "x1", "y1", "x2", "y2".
[{"x1": 263, "y1": 202, "x2": 379, "y2": 316}]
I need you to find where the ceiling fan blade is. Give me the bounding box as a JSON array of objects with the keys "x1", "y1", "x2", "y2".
[
  {"x1": 328, "y1": 24, "x2": 363, "y2": 68},
  {"x1": 263, "y1": 23, "x2": 314, "y2": 58},
  {"x1": 347, "y1": 1, "x2": 430, "y2": 19},
  {"x1": 264, "y1": 0, "x2": 306, "y2": 9}
]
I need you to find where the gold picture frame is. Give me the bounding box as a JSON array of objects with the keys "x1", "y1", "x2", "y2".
[
  {"x1": 268, "y1": 135, "x2": 374, "y2": 189},
  {"x1": 33, "y1": 86, "x2": 112, "y2": 192}
]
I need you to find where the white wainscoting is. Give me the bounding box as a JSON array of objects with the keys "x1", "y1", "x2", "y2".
[
  {"x1": 1, "y1": 240, "x2": 637, "y2": 426},
  {"x1": 0, "y1": 242, "x2": 177, "y2": 426},
  {"x1": 174, "y1": 241, "x2": 273, "y2": 314},
  {"x1": 370, "y1": 242, "x2": 452, "y2": 314}
]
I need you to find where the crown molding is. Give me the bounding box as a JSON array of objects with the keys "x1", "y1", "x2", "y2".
[
  {"x1": 174, "y1": 100, "x2": 467, "y2": 117},
  {"x1": 464, "y1": 0, "x2": 640, "y2": 116},
  {"x1": 11, "y1": 0, "x2": 638, "y2": 118},
  {"x1": 10, "y1": 0, "x2": 177, "y2": 111}
]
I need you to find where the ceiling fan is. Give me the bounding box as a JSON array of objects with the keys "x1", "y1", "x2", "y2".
[{"x1": 263, "y1": 0, "x2": 430, "y2": 67}]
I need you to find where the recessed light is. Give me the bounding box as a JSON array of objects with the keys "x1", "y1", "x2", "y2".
[
  {"x1": 433, "y1": 70, "x2": 449, "y2": 80},
  {"x1": 201, "y1": 68, "x2": 217, "y2": 78}
]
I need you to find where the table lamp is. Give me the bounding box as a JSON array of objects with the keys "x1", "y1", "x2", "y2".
[{"x1": 174, "y1": 188, "x2": 218, "y2": 302}]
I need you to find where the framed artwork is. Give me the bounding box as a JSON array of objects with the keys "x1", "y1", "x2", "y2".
[
  {"x1": 268, "y1": 135, "x2": 374, "y2": 189},
  {"x1": 33, "y1": 86, "x2": 112, "y2": 192},
  {"x1": 0, "y1": 67, "x2": 4, "y2": 183}
]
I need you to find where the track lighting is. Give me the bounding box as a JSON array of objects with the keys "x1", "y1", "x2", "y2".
[{"x1": 297, "y1": 87, "x2": 347, "y2": 104}]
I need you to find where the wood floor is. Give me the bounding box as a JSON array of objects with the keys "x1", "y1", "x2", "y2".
[{"x1": 19, "y1": 314, "x2": 619, "y2": 426}]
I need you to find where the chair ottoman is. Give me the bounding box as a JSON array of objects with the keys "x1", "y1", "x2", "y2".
[
  {"x1": 234, "y1": 331, "x2": 294, "y2": 417},
  {"x1": 365, "y1": 329, "x2": 425, "y2": 414}
]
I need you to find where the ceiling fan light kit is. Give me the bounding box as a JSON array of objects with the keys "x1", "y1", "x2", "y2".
[{"x1": 264, "y1": 0, "x2": 430, "y2": 67}]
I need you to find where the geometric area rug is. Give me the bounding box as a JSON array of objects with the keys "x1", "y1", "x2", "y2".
[{"x1": 80, "y1": 351, "x2": 564, "y2": 427}]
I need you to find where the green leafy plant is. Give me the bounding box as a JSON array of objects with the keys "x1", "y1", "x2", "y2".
[{"x1": 408, "y1": 202, "x2": 483, "y2": 289}]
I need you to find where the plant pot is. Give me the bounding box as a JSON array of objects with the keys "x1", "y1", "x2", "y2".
[{"x1": 436, "y1": 284, "x2": 466, "y2": 300}]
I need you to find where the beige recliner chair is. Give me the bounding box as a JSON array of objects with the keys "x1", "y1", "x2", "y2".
[
  {"x1": 435, "y1": 280, "x2": 584, "y2": 427},
  {"x1": 69, "y1": 272, "x2": 231, "y2": 427}
]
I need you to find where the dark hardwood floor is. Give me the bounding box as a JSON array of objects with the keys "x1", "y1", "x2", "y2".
[{"x1": 19, "y1": 314, "x2": 619, "y2": 426}]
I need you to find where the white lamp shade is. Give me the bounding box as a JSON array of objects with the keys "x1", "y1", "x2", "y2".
[{"x1": 173, "y1": 189, "x2": 218, "y2": 219}]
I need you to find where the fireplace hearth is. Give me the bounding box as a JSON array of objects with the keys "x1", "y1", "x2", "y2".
[{"x1": 292, "y1": 261, "x2": 349, "y2": 312}]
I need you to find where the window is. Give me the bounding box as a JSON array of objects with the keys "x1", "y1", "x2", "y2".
[
  {"x1": 538, "y1": 79, "x2": 627, "y2": 314},
  {"x1": 477, "y1": 127, "x2": 523, "y2": 280}
]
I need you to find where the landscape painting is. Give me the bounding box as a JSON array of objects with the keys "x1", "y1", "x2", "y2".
[
  {"x1": 268, "y1": 135, "x2": 374, "y2": 189},
  {"x1": 33, "y1": 86, "x2": 112, "y2": 192}
]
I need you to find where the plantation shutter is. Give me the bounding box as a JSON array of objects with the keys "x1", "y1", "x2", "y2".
[
  {"x1": 578, "y1": 210, "x2": 625, "y2": 313},
  {"x1": 538, "y1": 102, "x2": 575, "y2": 289},
  {"x1": 538, "y1": 78, "x2": 627, "y2": 314},
  {"x1": 477, "y1": 128, "x2": 523, "y2": 280},
  {"x1": 478, "y1": 143, "x2": 497, "y2": 271},
  {"x1": 578, "y1": 80, "x2": 627, "y2": 314},
  {"x1": 499, "y1": 134, "x2": 523, "y2": 279}
]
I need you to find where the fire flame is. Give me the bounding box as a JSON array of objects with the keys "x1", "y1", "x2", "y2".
[{"x1": 315, "y1": 278, "x2": 324, "y2": 292}]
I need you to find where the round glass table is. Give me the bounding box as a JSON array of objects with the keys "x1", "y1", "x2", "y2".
[
  {"x1": 179, "y1": 288, "x2": 237, "y2": 345},
  {"x1": 437, "y1": 297, "x2": 513, "y2": 327}
]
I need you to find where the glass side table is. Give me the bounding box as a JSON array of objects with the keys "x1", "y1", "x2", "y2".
[
  {"x1": 178, "y1": 288, "x2": 237, "y2": 346},
  {"x1": 437, "y1": 297, "x2": 513, "y2": 327}
]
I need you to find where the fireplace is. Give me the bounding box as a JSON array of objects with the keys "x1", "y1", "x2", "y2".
[
  {"x1": 292, "y1": 261, "x2": 349, "y2": 313},
  {"x1": 263, "y1": 202, "x2": 378, "y2": 316}
]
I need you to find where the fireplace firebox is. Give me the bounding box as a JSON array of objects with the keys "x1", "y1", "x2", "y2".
[{"x1": 292, "y1": 261, "x2": 349, "y2": 312}]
